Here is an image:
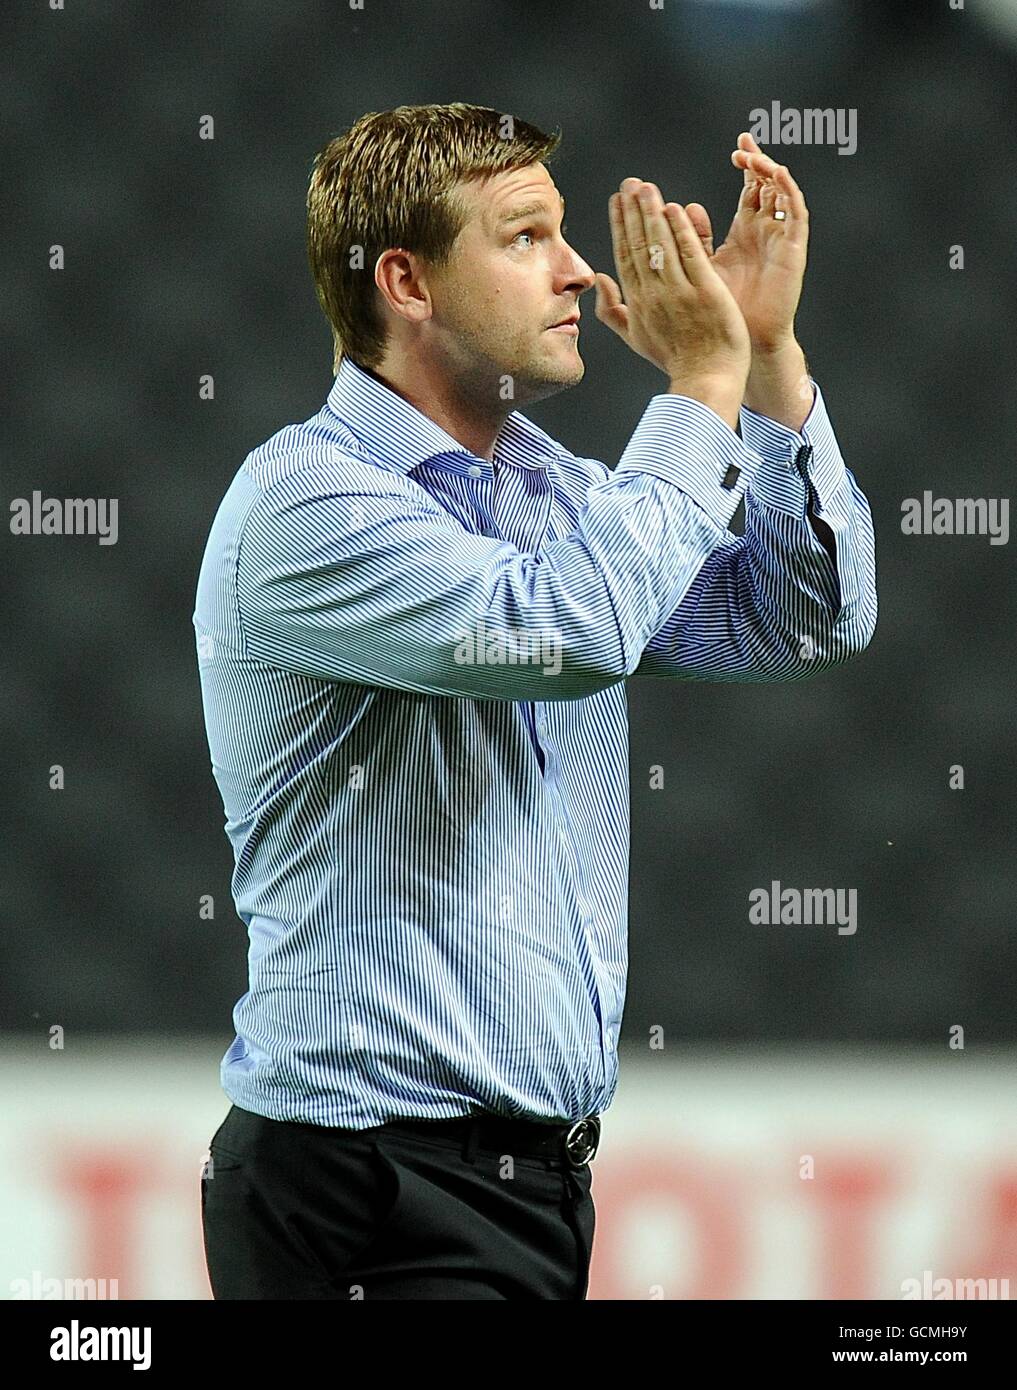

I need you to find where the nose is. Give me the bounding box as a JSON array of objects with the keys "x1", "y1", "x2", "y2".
[{"x1": 558, "y1": 241, "x2": 596, "y2": 297}]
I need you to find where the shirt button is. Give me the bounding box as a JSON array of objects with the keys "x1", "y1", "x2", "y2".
[{"x1": 468, "y1": 464, "x2": 482, "y2": 478}]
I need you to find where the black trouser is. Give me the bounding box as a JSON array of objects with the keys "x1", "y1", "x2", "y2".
[{"x1": 200, "y1": 1104, "x2": 597, "y2": 1300}]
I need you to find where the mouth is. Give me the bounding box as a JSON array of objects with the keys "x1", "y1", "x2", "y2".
[{"x1": 547, "y1": 313, "x2": 580, "y2": 335}]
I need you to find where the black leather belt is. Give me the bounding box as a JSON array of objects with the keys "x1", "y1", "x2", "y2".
[{"x1": 371, "y1": 1113, "x2": 601, "y2": 1169}]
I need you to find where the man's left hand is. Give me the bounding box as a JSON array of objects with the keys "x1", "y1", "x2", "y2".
[{"x1": 683, "y1": 132, "x2": 809, "y2": 354}]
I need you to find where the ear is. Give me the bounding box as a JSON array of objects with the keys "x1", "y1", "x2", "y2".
[{"x1": 374, "y1": 248, "x2": 432, "y2": 324}]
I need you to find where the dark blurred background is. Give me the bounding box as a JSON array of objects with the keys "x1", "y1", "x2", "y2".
[{"x1": 5, "y1": 0, "x2": 1015, "y2": 1049}]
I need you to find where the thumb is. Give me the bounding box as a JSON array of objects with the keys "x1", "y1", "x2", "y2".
[{"x1": 594, "y1": 272, "x2": 629, "y2": 336}]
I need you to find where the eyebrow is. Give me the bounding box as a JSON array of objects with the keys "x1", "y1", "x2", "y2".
[{"x1": 496, "y1": 194, "x2": 566, "y2": 226}]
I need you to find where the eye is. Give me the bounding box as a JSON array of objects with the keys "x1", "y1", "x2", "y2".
[{"x1": 511, "y1": 221, "x2": 568, "y2": 247}]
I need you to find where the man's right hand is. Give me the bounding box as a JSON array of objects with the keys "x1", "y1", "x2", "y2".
[{"x1": 594, "y1": 177, "x2": 751, "y2": 430}]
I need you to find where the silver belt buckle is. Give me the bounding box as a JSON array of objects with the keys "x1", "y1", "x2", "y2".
[{"x1": 564, "y1": 1115, "x2": 600, "y2": 1168}]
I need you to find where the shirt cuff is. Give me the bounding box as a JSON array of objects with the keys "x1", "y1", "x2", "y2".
[
  {"x1": 740, "y1": 378, "x2": 848, "y2": 518},
  {"x1": 614, "y1": 392, "x2": 761, "y2": 531}
]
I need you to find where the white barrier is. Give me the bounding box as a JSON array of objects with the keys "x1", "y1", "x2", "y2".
[{"x1": 2, "y1": 1039, "x2": 1014, "y2": 1300}]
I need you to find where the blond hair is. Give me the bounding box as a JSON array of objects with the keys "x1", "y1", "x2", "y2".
[{"x1": 306, "y1": 103, "x2": 561, "y2": 372}]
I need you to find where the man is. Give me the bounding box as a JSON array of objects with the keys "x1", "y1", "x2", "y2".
[{"x1": 194, "y1": 102, "x2": 876, "y2": 1300}]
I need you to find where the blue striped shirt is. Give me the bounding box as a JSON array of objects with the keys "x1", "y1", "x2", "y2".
[{"x1": 192, "y1": 356, "x2": 876, "y2": 1128}]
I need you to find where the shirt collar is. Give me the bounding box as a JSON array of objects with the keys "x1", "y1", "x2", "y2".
[{"x1": 325, "y1": 356, "x2": 565, "y2": 480}]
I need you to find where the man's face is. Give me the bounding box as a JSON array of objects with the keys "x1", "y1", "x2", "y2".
[{"x1": 424, "y1": 162, "x2": 596, "y2": 406}]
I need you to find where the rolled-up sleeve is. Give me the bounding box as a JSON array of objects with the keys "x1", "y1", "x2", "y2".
[{"x1": 635, "y1": 378, "x2": 877, "y2": 681}]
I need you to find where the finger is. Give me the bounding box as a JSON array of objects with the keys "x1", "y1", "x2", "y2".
[
  {"x1": 733, "y1": 165, "x2": 763, "y2": 214},
  {"x1": 636, "y1": 182, "x2": 684, "y2": 285},
  {"x1": 734, "y1": 145, "x2": 804, "y2": 222},
  {"x1": 684, "y1": 202, "x2": 714, "y2": 255},
  {"x1": 662, "y1": 201, "x2": 713, "y2": 288},
  {"x1": 619, "y1": 184, "x2": 649, "y2": 288},
  {"x1": 733, "y1": 148, "x2": 782, "y2": 182},
  {"x1": 595, "y1": 271, "x2": 623, "y2": 309},
  {"x1": 608, "y1": 191, "x2": 640, "y2": 303},
  {"x1": 759, "y1": 175, "x2": 779, "y2": 217},
  {"x1": 730, "y1": 144, "x2": 764, "y2": 214},
  {"x1": 773, "y1": 163, "x2": 808, "y2": 226},
  {"x1": 732, "y1": 132, "x2": 761, "y2": 192},
  {"x1": 594, "y1": 272, "x2": 630, "y2": 335}
]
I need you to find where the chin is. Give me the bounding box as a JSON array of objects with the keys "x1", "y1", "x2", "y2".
[
  {"x1": 542, "y1": 347, "x2": 585, "y2": 385},
  {"x1": 503, "y1": 346, "x2": 584, "y2": 405}
]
